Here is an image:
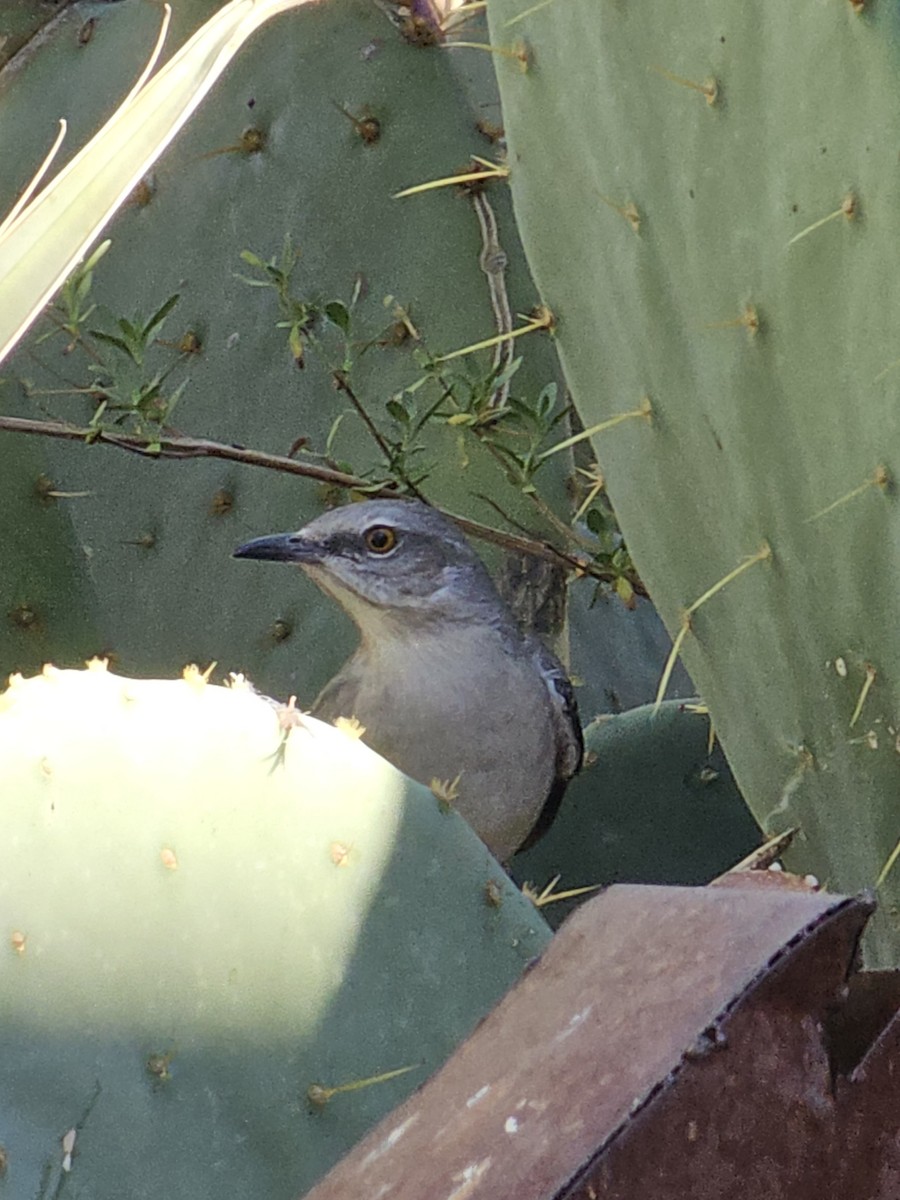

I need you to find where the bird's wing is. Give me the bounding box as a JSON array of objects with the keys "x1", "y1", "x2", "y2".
[
  {"x1": 534, "y1": 640, "x2": 584, "y2": 782},
  {"x1": 515, "y1": 638, "x2": 584, "y2": 854}
]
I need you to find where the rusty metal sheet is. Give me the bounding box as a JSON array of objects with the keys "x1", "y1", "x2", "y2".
[
  {"x1": 561, "y1": 892, "x2": 893, "y2": 1199},
  {"x1": 303, "y1": 884, "x2": 897, "y2": 1200}
]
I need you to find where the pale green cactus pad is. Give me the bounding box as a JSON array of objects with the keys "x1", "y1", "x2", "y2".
[
  {"x1": 490, "y1": 0, "x2": 900, "y2": 961},
  {"x1": 0, "y1": 662, "x2": 549, "y2": 1197}
]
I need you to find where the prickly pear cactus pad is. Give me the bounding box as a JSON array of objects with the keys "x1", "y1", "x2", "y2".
[
  {"x1": 0, "y1": 662, "x2": 549, "y2": 1198},
  {"x1": 489, "y1": 0, "x2": 900, "y2": 962}
]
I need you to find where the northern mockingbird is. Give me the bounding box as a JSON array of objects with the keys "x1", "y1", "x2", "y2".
[{"x1": 234, "y1": 499, "x2": 583, "y2": 861}]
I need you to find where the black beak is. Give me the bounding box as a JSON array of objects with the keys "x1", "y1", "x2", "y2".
[{"x1": 233, "y1": 533, "x2": 321, "y2": 564}]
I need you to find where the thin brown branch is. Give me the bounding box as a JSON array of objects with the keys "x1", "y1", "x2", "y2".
[
  {"x1": 446, "y1": 508, "x2": 594, "y2": 575},
  {"x1": 0, "y1": 414, "x2": 380, "y2": 489},
  {"x1": 0, "y1": 413, "x2": 623, "y2": 586},
  {"x1": 331, "y1": 369, "x2": 427, "y2": 501},
  {"x1": 332, "y1": 369, "x2": 396, "y2": 465}
]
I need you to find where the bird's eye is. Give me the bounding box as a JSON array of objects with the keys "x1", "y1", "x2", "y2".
[{"x1": 364, "y1": 525, "x2": 397, "y2": 554}]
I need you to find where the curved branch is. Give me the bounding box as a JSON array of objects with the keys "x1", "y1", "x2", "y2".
[{"x1": 0, "y1": 414, "x2": 638, "y2": 589}]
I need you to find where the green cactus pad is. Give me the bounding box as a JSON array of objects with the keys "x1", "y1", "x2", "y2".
[
  {"x1": 0, "y1": 662, "x2": 548, "y2": 1197},
  {"x1": 490, "y1": 0, "x2": 900, "y2": 961},
  {"x1": 512, "y1": 700, "x2": 760, "y2": 928}
]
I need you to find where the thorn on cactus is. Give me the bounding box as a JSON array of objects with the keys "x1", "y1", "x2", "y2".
[
  {"x1": 475, "y1": 118, "x2": 505, "y2": 146},
  {"x1": 8, "y1": 602, "x2": 39, "y2": 632},
  {"x1": 444, "y1": 38, "x2": 532, "y2": 72},
  {"x1": 703, "y1": 304, "x2": 761, "y2": 339},
  {"x1": 182, "y1": 663, "x2": 216, "y2": 691},
  {"x1": 330, "y1": 842, "x2": 351, "y2": 867},
  {"x1": 306, "y1": 1064, "x2": 421, "y2": 1110},
  {"x1": 806, "y1": 464, "x2": 891, "y2": 522},
  {"x1": 763, "y1": 746, "x2": 816, "y2": 829},
  {"x1": 788, "y1": 192, "x2": 858, "y2": 247},
  {"x1": 655, "y1": 543, "x2": 773, "y2": 710},
  {"x1": 393, "y1": 157, "x2": 508, "y2": 199},
  {"x1": 209, "y1": 488, "x2": 234, "y2": 517},
  {"x1": 848, "y1": 664, "x2": 877, "y2": 730},
  {"x1": 649, "y1": 65, "x2": 720, "y2": 107},
  {"x1": 197, "y1": 127, "x2": 267, "y2": 162},
  {"x1": 876, "y1": 838, "x2": 900, "y2": 889},
  {"x1": 123, "y1": 531, "x2": 157, "y2": 550},
  {"x1": 331, "y1": 102, "x2": 381, "y2": 145},
  {"x1": 597, "y1": 193, "x2": 641, "y2": 234},
  {"x1": 128, "y1": 175, "x2": 156, "y2": 207},
  {"x1": 434, "y1": 304, "x2": 554, "y2": 365},
  {"x1": 503, "y1": 0, "x2": 559, "y2": 26},
  {"x1": 146, "y1": 1051, "x2": 174, "y2": 1083},
  {"x1": 398, "y1": 14, "x2": 444, "y2": 48},
  {"x1": 538, "y1": 396, "x2": 652, "y2": 462},
  {"x1": 271, "y1": 619, "x2": 292, "y2": 644}
]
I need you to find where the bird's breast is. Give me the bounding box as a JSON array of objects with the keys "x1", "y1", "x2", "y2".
[{"x1": 313, "y1": 625, "x2": 558, "y2": 859}]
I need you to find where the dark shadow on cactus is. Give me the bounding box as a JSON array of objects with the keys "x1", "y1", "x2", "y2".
[{"x1": 511, "y1": 700, "x2": 762, "y2": 929}]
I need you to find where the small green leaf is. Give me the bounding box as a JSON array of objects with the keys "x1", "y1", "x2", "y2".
[
  {"x1": 234, "y1": 273, "x2": 272, "y2": 289},
  {"x1": 537, "y1": 381, "x2": 558, "y2": 418},
  {"x1": 492, "y1": 355, "x2": 523, "y2": 392},
  {"x1": 614, "y1": 576, "x2": 635, "y2": 607},
  {"x1": 239, "y1": 249, "x2": 268, "y2": 270},
  {"x1": 325, "y1": 413, "x2": 346, "y2": 455},
  {"x1": 144, "y1": 293, "x2": 180, "y2": 339},
  {"x1": 163, "y1": 379, "x2": 188, "y2": 421},
  {"x1": 74, "y1": 274, "x2": 93, "y2": 306},
  {"x1": 89, "y1": 330, "x2": 133, "y2": 357},
  {"x1": 324, "y1": 301, "x2": 350, "y2": 333},
  {"x1": 82, "y1": 240, "x2": 112, "y2": 274},
  {"x1": 585, "y1": 507, "x2": 608, "y2": 537},
  {"x1": 386, "y1": 399, "x2": 410, "y2": 425}
]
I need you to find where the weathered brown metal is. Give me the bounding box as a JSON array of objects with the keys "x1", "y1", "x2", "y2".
[{"x1": 301, "y1": 883, "x2": 900, "y2": 1200}]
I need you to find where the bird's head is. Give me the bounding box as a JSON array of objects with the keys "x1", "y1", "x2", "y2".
[{"x1": 233, "y1": 499, "x2": 506, "y2": 631}]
